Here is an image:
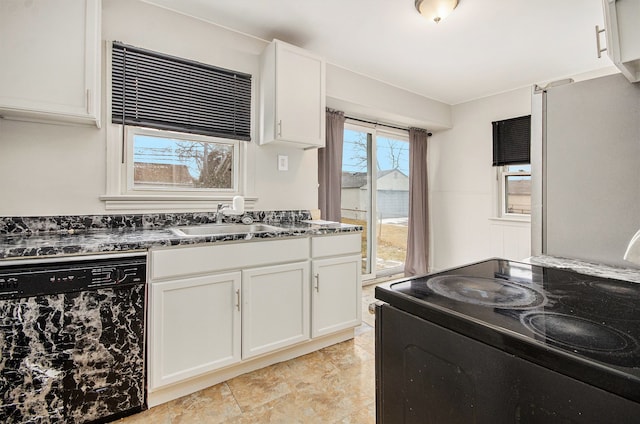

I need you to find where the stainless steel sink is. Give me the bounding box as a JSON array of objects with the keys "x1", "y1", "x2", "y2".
[{"x1": 170, "y1": 223, "x2": 284, "y2": 237}]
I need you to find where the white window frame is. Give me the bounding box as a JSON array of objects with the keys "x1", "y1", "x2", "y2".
[
  {"x1": 124, "y1": 126, "x2": 240, "y2": 194},
  {"x1": 102, "y1": 123, "x2": 249, "y2": 211},
  {"x1": 497, "y1": 165, "x2": 531, "y2": 220}
]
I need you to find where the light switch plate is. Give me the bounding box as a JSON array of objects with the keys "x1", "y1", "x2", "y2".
[{"x1": 278, "y1": 155, "x2": 288, "y2": 171}]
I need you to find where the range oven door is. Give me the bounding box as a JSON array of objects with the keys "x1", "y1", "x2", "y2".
[{"x1": 375, "y1": 303, "x2": 640, "y2": 424}]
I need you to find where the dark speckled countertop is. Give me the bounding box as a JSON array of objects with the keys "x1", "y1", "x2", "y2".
[{"x1": 0, "y1": 211, "x2": 362, "y2": 261}]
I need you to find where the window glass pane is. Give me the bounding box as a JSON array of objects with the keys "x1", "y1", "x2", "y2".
[
  {"x1": 505, "y1": 175, "x2": 531, "y2": 214},
  {"x1": 341, "y1": 129, "x2": 372, "y2": 275},
  {"x1": 506, "y1": 164, "x2": 531, "y2": 172},
  {"x1": 133, "y1": 134, "x2": 234, "y2": 190},
  {"x1": 375, "y1": 136, "x2": 409, "y2": 273}
]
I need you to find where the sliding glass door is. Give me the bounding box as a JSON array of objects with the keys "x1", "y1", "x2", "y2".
[{"x1": 341, "y1": 123, "x2": 409, "y2": 280}]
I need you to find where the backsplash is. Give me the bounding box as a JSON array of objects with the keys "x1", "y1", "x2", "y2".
[{"x1": 0, "y1": 210, "x2": 312, "y2": 235}]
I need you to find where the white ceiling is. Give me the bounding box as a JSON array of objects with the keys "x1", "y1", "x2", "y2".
[{"x1": 141, "y1": 0, "x2": 614, "y2": 105}]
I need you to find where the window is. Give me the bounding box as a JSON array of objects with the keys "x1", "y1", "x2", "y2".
[
  {"x1": 493, "y1": 115, "x2": 531, "y2": 217},
  {"x1": 127, "y1": 127, "x2": 238, "y2": 193},
  {"x1": 500, "y1": 164, "x2": 531, "y2": 216},
  {"x1": 111, "y1": 42, "x2": 251, "y2": 140},
  {"x1": 105, "y1": 42, "x2": 251, "y2": 205}
]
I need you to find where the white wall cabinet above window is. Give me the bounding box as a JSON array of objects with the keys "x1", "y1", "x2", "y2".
[
  {"x1": 602, "y1": 0, "x2": 640, "y2": 83},
  {"x1": 0, "y1": 0, "x2": 101, "y2": 126},
  {"x1": 260, "y1": 39, "x2": 326, "y2": 149}
]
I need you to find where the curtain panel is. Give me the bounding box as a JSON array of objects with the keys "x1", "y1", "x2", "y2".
[
  {"x1": 405, "y1": 127, "x2": 430, "y2": 276},
  {"x1": 318, "y1": 109, "x2": 345, "y2": 221}
]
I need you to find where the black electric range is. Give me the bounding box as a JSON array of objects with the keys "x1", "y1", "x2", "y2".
[{"x1": 374, "y1": 258, "x2": 640, "y2": 423}]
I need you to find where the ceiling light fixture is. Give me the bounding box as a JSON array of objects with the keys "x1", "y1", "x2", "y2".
[{"x1": 415, "y1": 0, "x2": 458, "y2": 23}]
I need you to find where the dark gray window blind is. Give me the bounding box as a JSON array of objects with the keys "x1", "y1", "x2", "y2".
[
  {"x1": 112, "y1": 42, "x2": 251, "y2": 141},
  {"x1": 492, "y1": 115, "x2": 531, "y2": 166}
]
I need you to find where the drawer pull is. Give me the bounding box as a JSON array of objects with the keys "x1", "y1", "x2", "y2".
[
  {"x1": 235, "y1": 289, "x2": 241, "y2": 311},
  {"x1": 314, "y1": 273, "x2": 320, "y2": 292}
]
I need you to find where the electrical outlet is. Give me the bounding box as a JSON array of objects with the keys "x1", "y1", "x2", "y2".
[{"x1": 278, "y1": 155, "x2": 288, "y2": 171}]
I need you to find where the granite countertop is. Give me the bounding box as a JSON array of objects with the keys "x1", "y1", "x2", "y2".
[
  {"x1": 526, "y1": 254, "x2": 640, "y2": 283},
  {"x1": 0, "y1": 213, "x2": 362, "y2": 261}
]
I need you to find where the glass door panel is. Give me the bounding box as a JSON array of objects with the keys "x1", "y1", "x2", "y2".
[
  {"x1": 341, "y1": 128, "x2": 372, "y2": 276},
  {"x1": 341, "y1": 125, "x2": 410, "y2": 280},
  {"x1": 375, "y1": 135, "x2": 409, "y2": 275}
]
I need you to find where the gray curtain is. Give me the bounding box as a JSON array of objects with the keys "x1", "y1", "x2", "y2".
[
  {"x1": 318, "y1": 109, "x2": 345, "y2": 221},
  {"x1": 404, "y1": 128, "x2": 430, "y2": 276}
]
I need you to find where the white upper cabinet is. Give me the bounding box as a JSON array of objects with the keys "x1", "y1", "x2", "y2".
[
  {"x1": 260, "y1": 39, "x2": 326, "y2": 148},
  {"x1": 602, "y1": 0, "x2": 640, "y2": 82},
  {"x1": 0, "y1": 0, "x2": 101, "y2": 126}
]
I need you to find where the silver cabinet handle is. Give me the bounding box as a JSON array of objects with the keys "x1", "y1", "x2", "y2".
[
  {"x1": 235, "y1": 289, "x2": 241, "y2": 311},
  {"x1": 314, "y1": 273, "x2": 320, "y2": 292},
  {"x1": 595, "y1": 25, "x2": 607, "y2": 58},
  {"x1": 277, "y1": 120, "x2": 282, "y2": 137},
  {"x1": 86, "y1": 89, "x2": 92, "y2": 114}
]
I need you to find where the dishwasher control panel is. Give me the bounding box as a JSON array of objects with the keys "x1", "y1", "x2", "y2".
[{"x1": 0, "y1": 255, "x2": 147, "y2": 299}]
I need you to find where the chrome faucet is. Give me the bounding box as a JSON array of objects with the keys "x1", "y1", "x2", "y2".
[{"x1": 216, "y1": 203, "x2": 228, "y2": 224}]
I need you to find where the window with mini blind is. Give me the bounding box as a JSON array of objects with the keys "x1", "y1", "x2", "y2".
[
  {"x1": 108, "y1": 42, "x2": 251, "y2": 197},
  {"x1": 492, "y1": 115, "x2": 531, "y2": 217},
  {"x1": 111, "y1": 41, "x2": 251, "y2": 140}
]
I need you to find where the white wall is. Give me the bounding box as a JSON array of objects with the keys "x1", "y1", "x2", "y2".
[
  {"x1": 326, "y1": 65, "x2": 451, "y2": 131},
  {"x1": 0, "y1": 0, "x2": 451, "y2": 217},
  {"x1": 429, "y1": 87, "x2": 532, "y2": 271}
]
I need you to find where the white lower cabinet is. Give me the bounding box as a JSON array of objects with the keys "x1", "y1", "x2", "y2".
[
  {"x1": 149, "y1": 272, "x2": 241, "y2": 390},
  {"x1": 242, "y1": 262, "x2": 310, "y2": 359},
  {"x1": 311, "y1": 255, "x2": 362, "y2": 338},
  {"x1": 311, "y1": 233, "x2": 362, "y2": 338},
  {"x1": 147, "y1": 233, "x2": 361, "y2": 405}
]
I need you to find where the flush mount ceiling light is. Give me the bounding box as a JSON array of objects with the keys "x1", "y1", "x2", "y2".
[{"x1": 415, "y1": 0, "x2": 459, "y2": 23}]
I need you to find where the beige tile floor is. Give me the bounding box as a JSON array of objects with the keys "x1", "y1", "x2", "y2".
[{"x1": 120, "y1": 283, "x2": 386, "y2": 424}]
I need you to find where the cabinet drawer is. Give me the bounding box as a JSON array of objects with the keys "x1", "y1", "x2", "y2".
[
  {"x1": 311, "y1": 233, "x2": 361, "y2": 258},
  {"x1": 150, "y1": 237, "x2": 309, "y2": 280}
]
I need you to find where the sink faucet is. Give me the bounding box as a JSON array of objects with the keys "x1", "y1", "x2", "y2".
[{"x1": 216, "y1": 203, "x2": 228, "y2": 224}]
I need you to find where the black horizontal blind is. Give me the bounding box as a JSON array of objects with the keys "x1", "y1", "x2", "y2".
[
  {"x1": 492, "y1": 115, "x2": 531, "y2": 166},
  {"x1": 112, "y1": 42, "x2": 251, "y2": 141}
]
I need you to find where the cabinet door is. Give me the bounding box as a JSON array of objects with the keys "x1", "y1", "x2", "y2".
[
  {"x1": 603, "y1": 0, "x2": 640, "y2": 82},
  {"x1": 275, "y1": 42, "x2": 325, "y2": 147},
  {"x1": 149, "y1": 272, "x2": 241, "y2": 390},
  {"x1": 0, "y1": 0, "x2": 101, "y2": 125},
  {"x1": 311, "y1": 255, "x2": 362, "y2": 338},
  {"x1": 242, "y1": 261, "x2": 310, "y2": 359}
]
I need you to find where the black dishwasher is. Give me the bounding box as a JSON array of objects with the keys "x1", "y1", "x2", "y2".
[{"x1": 0, "y1": 253, "x2": 147, "y2": 423}]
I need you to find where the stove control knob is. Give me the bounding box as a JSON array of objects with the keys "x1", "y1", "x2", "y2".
[
  {"x1": 115, "y1": 268, "x2": 127, "y2": 283},
  {"x1": 368, "y1": 301, "x2": 386, "y2": 315}
]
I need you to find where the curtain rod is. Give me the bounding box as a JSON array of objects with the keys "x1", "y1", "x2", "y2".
[{"x1": 344, "y1": 115, "x2": 432, "y2": 136}]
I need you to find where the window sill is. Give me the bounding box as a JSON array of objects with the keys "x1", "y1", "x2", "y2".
[
  {"x1": 489, "y1": 216, "x2": 531, "y2": 224},
  {"x1": 99, "y1": 194, "x2": 257, "y2": 211}
]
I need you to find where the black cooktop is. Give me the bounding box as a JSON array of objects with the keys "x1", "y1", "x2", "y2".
[{"x1": 375, "y1": 258, "x2": 640, "y2": 403}]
